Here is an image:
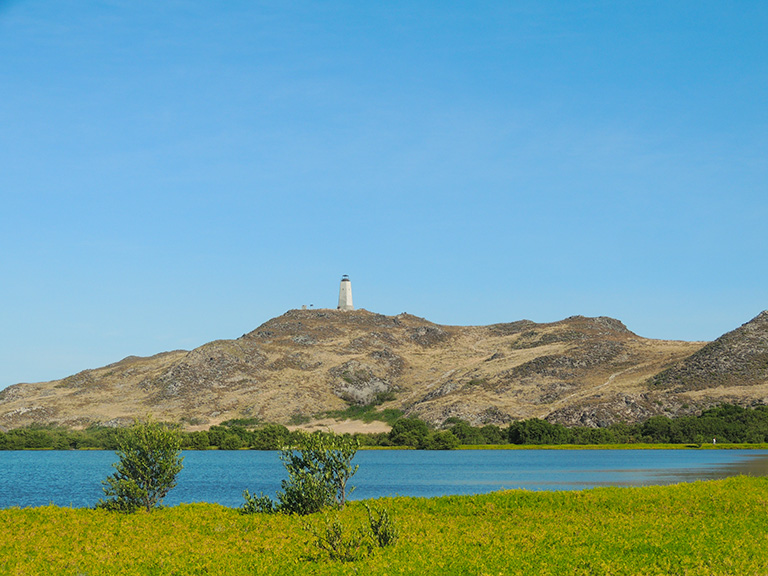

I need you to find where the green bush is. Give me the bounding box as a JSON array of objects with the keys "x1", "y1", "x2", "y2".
[
  {"x1": 388, "y1": 417, "x2": 430, "y2": 447},
  {"x1": 219, "y1": 433, "x2": 244, "y2": 450},
  {"x1": 97, "y1": 419, "x2": 184, "y2": 513},
  {"x1": 240, "y1": 490, "x2": 275, "y2": 514},
  {"x1": 277, "y1": 431, "x2": 359, "y2": 514},
  {"x1": 365, "y1": 503, "x2": 399, "y2": 548},
  {"x1": 449, "y1": 420, "x2": 485, "y2": 444},
  {"x1": 423, "y1": 430, "x2": 459, "y2": 450},
  {"x1": 184, "y1": 431, "x2": 210, "y2": 450},
  {"x1": 277, "y1": 468, "x2": 335, "y2": 515},
  {"x1": 309, "y1": 517, "x2": 372, "y2": 562},
  {"x1": 243, "y1": 431, "x2": 360, "y2": 516},
  {"x1": 308, "y1": 505, "x2": 399, "y2": 562},
  {"x1": 250, "y1": 424, "x2": 290, "y2": 450}
]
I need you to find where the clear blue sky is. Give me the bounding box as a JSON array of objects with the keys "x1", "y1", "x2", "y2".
[{"x1": 1, "y1": 1, "x2": 766, "y2": 389}]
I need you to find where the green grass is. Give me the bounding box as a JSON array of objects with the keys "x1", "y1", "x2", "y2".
[
  {"x1": 324, "y1": 404, "x2": 404, "y2": 425},
  {"x1": 2, "y1": 476, "x2": 768, "y2": 575}
]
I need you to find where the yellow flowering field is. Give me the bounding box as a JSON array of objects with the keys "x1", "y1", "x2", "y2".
[{"x1": 1, "y1": 476, "x2": 767, "y2": 575}]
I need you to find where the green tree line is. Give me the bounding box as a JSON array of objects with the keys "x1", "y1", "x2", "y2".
[{"x1": 2, "y1": 403, "x2": 768, "y2": 450}]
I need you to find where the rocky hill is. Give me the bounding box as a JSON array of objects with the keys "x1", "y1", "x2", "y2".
[
  {"x1": 1, "y1": 309, "x2": 767, "y2": 431},
  {"x1": 648, "y1": 311, "x2": 768, "y2": 391}
]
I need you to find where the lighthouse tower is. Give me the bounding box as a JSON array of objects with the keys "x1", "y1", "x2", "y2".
[{"x1": 337, "y1": 275, "x2": 353, "y2": 311}]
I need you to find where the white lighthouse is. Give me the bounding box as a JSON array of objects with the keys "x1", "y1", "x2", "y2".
[{"x1": 337, "y1": 275, "x2": 353, "y2": 311}]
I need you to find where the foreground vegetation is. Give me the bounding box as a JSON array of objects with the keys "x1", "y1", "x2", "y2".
[
  {"x1": 3, "y1": 403, "x2": 768, "y2": 450},
  {"x1": 0, "y1": 476, "x2": 766, "y2": 575},
  {"x1": 243, "y1": 430, "x2": 361, "y2": 515},
  {"x1": 98, "y1": 419, "x2": 184, "y2": 513}
]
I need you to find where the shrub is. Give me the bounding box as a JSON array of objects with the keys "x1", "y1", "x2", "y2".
[
  {"x1": 219, "y1": 433, "x2": 244, "y2": 450},
  {"x1": 309, "y1": 518, "x2": 372, "y2": 562},
  {"x1": 240, "y1": 490, "x2": 275, "y2": 514},
  {"x1": 449, "y1": 420, "x2": 485, "y2": 445},
  {"x1": 277, "y1": 431, "x2": 359, "y2": 514},
  {"x1": 184, "y1": 431, "x2": 210, "y2": 450},
  {"x1": 242, "y1": 431, "x2": 360, "y2": 516},
  {"x1": 423, "y1": 430, "x2": 459, "y2": 450},
  {"x1": 308, "y1": 505, "x2": 399, "y2": 562},
  {"x1": 365, "y1": 503, "x2": 399, "y2": 548},
  {"x1": 250, "y1": 424, "x2": 290, "y2": 450},
  {"x1": 277, "y1": 468, "x2": 335, "y2": 515},
  {"x1": 97, "y1": 419, "x2": 184, "y2": 513},
  {"x1": 388, "y1": 417, "x2": 430, "y2": 447}
]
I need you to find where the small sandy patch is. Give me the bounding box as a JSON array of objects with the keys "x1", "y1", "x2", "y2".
[{"x1": 288, "y1": 418, "x2": 391, "y2": 435}]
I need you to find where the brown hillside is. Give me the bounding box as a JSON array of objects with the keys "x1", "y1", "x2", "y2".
[
  {"x1": 648, "y1": 311, "x2": 768, "y2": 392},
  {"x1": 2, "y1": 308, "x2": 764, "y2": 431}
]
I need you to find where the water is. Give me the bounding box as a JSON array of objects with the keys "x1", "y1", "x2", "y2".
[{"x1": 1, "y1": 449, "x2": 767, "y2": 509}]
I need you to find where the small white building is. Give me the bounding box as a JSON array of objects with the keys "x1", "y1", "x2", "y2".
[{"x1": 337, "y1": 275, "x2": 353, "y2": 311}]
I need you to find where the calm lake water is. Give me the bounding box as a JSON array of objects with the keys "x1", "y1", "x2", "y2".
[{"x1": 1, "y1": 449, "x2": 768, "y2": 509}]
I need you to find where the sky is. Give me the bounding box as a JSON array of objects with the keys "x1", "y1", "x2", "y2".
[{"x1": 1, "y1": 1, "x2": 766, "y2": 389}]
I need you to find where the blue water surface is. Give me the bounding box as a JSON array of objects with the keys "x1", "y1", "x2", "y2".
[{"x1": 1, "y1": 449, "x2": 767, "y2": 509}]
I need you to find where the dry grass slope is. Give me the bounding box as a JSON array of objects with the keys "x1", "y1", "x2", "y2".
[{"x1": 2, "y1": 309, "x2": 767, "y2": 431}]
